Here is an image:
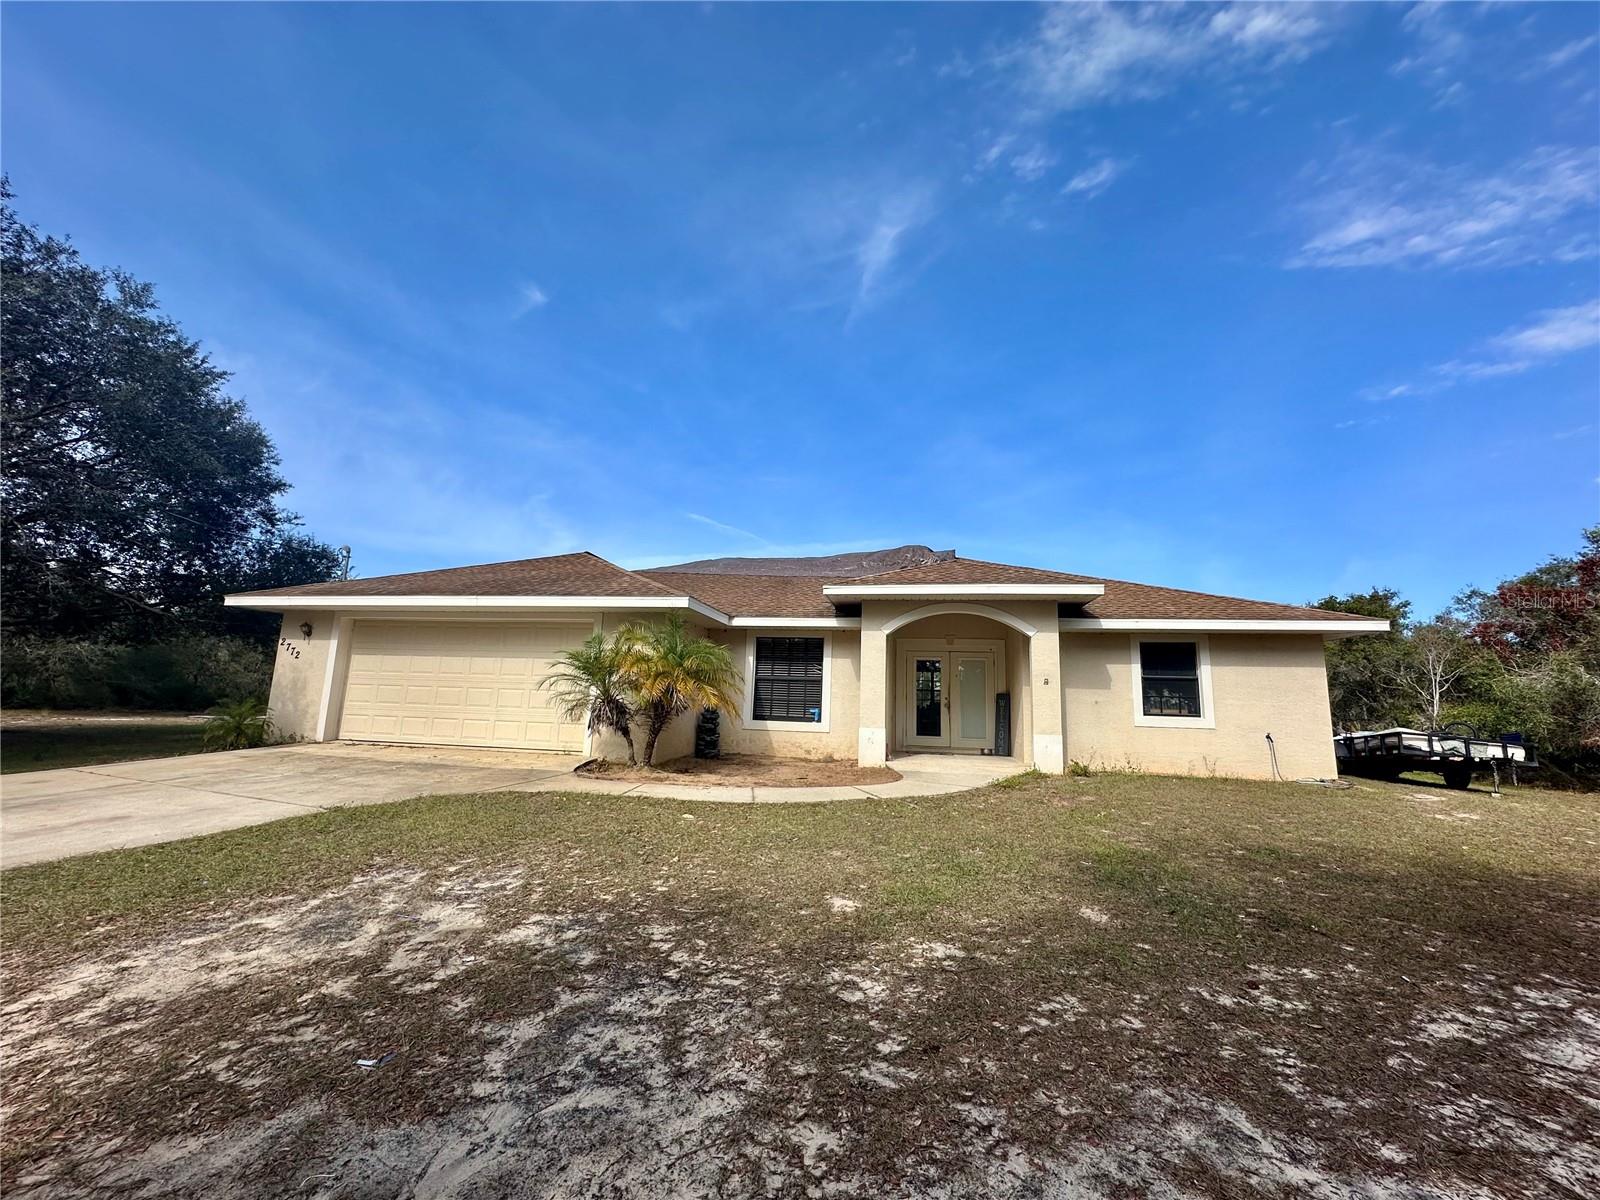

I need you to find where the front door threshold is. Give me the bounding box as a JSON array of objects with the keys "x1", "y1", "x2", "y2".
[{"x1": 889, "y1": 749, "x2": 1005, "y2": 759}]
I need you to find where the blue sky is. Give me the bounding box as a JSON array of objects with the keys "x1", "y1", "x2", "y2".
[{"x1": 4, "y1": 2, "x2": 1597, "y2": 615}]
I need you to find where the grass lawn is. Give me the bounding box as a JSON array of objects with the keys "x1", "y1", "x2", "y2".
[
  {"x1": 3, "y1": 771, "x2": 1597, "y2": 1198},
  {"x1": 0, "y1": 717, "x2": 207, "y2": 774}
]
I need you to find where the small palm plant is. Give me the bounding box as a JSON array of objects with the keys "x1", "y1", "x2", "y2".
[
  {"x1": 203, "y1": 698, "x2": 275, "y2": 751},
  {"x1": 540, "y1": 631, "x2": 641, "y2": 765},
  {"x1": 620, "y1": 614, "x2": 741, "y2": 767}
]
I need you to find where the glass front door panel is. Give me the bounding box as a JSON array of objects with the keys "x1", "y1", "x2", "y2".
[
  {"x1": 957, "y1": 658, "x2": 987, "y2": 743},
  {"x1": 914, "y1": 658, "x2": 943, "y2": 738}
]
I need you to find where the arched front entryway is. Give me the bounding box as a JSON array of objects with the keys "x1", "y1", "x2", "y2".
[
  {"x1": 852, "y1": 600, "x2": 1062, "y2": 772},
  {"x1": 888, "y1": 609, "x2": 1023, "y2": 757},
  {"x1": 880, "y1": 601, "x2": 1039, "y2": 638}
]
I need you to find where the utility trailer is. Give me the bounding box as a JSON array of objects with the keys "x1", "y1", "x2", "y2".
[{"x1": 1334, "y1": 724, "x2": 1536, "y2": 790}]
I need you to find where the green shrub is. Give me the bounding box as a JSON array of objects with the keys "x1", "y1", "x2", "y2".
[
  {"x1": 203, "y1": 698, "x2": 275, "y2": 751},
  {"x1": 994, "y1": 768, "x2": 1047, "y2": 789},
  {"x1": 1, "y1": 635, "x2": 271, "y2": 711}
]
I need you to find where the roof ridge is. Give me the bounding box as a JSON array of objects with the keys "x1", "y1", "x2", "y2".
[
  {"x1": 646, "y1": 569, "x2": 850, "y2": 581},
  {"x1": 594, "y1": 553, "x2": 687, "y2": 596}
]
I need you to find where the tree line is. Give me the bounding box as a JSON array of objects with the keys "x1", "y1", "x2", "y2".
[
  {"x1": 2, "y1": 184, "x2": 341, "y2": 709},
  {"x1": 1317, "y1": 527, "x2": 1600, "y2": 785}
]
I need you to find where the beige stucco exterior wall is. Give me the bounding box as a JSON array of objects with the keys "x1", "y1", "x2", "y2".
[
  {"x1": 258, "y1": 605, "x2": 1341, "y2": 780},
  {"x1": 1004, "y1": 626, "x2": 1031, "y2": 762},
  {"x1": 702, "y1": 629, "x2": 862, "y2": 760},
  {"x1": 265, "y1": 610, "x2": 336, "y2": 741},
  {"x1": 1061, "y1": 632, "x2": 1337, "y2": 780}
]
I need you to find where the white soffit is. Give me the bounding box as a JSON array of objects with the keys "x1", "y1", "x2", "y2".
[
  {"x1": 822, "y1": 583, "x2": 1105, "y2": 600},
  {"x1": 1059, "y1": 617, "x2": 1390, "y2": 638}
]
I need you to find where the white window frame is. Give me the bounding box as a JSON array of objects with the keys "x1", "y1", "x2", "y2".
[
  {"x1": 1130, "y1": 633, "x2": 1215, "y2": 729},
  {"x1": 742, "y1": 631, "x2": 832, "y2": 732}
]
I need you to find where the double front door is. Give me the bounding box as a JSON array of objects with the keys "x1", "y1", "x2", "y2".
[{"x1": 900, "y1": 647, "x2": 997, "y2": 752}]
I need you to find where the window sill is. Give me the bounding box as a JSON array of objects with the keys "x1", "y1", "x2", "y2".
[
  {"x1": 1132, "y1": 712, "x2": 1216, "y2": 730},
  {"x1": 739, "y1": 717, "x2": 831, "y2": 733}
]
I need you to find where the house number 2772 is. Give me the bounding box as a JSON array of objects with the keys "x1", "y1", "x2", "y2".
[{"x1": 279, "y1": 638, "x2": 302, "y2": 660}]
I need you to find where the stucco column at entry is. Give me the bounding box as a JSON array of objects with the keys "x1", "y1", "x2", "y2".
[
  {"x1": 1024, "y1": 604, "x2": 1064, "y2": 774},
  {"x1": 858, "y1": 607, "x2": 889, "y2": 766}
]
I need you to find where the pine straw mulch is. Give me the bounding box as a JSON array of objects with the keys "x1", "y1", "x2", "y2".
[{"x1": 576, "y1": 752, "x2": 901, "y2": 787}]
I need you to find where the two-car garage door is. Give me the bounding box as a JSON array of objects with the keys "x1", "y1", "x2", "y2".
[{"x1": 338, "y1": 621, "x2": 590, "y2": 752}]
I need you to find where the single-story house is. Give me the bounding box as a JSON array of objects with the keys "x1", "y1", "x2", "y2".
[{"x1": 225, "y1": 544, "x2": 1386, "y2": 779}]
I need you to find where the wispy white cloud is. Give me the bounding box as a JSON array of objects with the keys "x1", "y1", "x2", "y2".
[
  {"x1": 1542, "y1": 34, "x2": 1598, "y2": 74},
  {"x1": 989, "y1": 1, "x2": 1336, "y2": 114},
  {"x1": 1062, "y1": 156, "x2": 1131, "y2": 199},
  {"x1": 514, "y1": 281, "x2": 549, "y2": 317},
  {"x1": 976, "y1": 133, "x2": 1016, "y2": 170},
  {"x1": 1360, "y1": 299, "x2": 1600, "y2": 403},
  {"x1": 853, "y1": 187, "x2": 936, "y2": 309},
  {"x1": 1390, "y1": 1, "x2": 1476, "y2": 105},
  {"x1": 1290, "y1": 145, "x2": 1600, "y2": 270},
  {"x1": 684, "y1": 512, "x2": 765, "y2": 542},
  {"x1": 973, "y1": 133, "x2": 1058, "y2": 184},
  {"x1": 714, "y1": 171, "x2": 940, "y2": 322},
  {"x1": 1482, "y1": 299, "x2": 1600, "y2": 361},
  {"x1": 1007, "y1": 144, "x2": 1057, "y2": 183}
]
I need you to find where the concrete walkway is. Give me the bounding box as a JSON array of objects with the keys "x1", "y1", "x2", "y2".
[
  {"x1": 578, "y1": 752, "x2": 1023, "y2": 804},
  {"x1": 1, "y1": 743, "x2": 1021, "y2": 868}
]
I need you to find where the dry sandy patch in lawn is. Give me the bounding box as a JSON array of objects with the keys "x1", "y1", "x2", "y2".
[{"x1": 2, "y1": 777, "x2": 1597, "y2": 1198}]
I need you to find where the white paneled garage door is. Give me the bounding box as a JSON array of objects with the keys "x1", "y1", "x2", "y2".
[{"x1": 339, "y1": 621, "x2": 590, "y2": 751}]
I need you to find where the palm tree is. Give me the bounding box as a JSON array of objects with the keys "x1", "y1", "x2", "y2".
[
  {"x1": 620, "y1": 614, "x2": 741, "y2": 766},
  {"x1": 540, "y1": 631, "x2": 641, "y2": 764},
  {"x1": 203, "y1": 698, "x2": 275, "y2": 751}
]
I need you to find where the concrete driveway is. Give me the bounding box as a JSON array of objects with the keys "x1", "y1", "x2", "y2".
[{"x1": 0, "y1": 742, "x2": 580, "y2": 869}]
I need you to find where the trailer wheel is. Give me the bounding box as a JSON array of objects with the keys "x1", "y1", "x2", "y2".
[{"x1": 1442, "y1": 763, "x2": 1473, "y2": 791}]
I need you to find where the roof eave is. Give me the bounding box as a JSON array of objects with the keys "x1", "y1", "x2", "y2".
[
  {"x1": 822, "y1": 583, "x2": 1106, "y2": 601},
  {"x1": 222, "y1": 592, "x2": 734, "y2": 625},
  {"x1": 1059, "y1": 617, "x2": 1390, "y2": 638}
]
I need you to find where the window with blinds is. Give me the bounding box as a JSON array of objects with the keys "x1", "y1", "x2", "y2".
[
  {"x1": 752, "y1": 636, "x2": 824, "y2": 722},
  {"x1": 1139, "y1": 641, "x2": 1202, "y2": 718}
]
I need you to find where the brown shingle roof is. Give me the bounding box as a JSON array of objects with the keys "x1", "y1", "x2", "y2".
[
  {"x1": 233, "y1": 547, "x2": 1373, "y2": 624},
  {"x1": 643, "y1": 572, "x2": 842, "y2": 619},
  {"x1": 235, "y1": 552, "x2": 680, "y2": 599},
  {"x1": 652, "y1": 545, "x2": 953, "y2": 577},
  {"x1": 848, "y1": 556, "x2": 1100, "y2": 586},
  {"x1": 1082, "y1": 578, "x2": 1372, "y2": 623},
  {"x1": 652, "y1": 558, "x2": 1369, "y2": 622}
]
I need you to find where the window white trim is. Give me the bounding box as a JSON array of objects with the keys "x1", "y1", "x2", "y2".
[
  {"x1": 1131, "y1": 634, "x2": 1215, "y2": 729},
  {"x1": 741, "y1": 631, "x2": 832, "y2": 732}
]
